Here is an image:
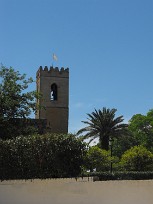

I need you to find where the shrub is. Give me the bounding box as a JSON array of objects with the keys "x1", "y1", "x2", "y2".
[
  {"x1": 0, "y1": 134, "x2": 87, "y2": 180},
  {"x1": 82, "y1": 171, "x2": 153, "y2": 181},
  {"x1": 120, "y1": 145, "x2": 153, "y2": 171},
  {"x1": 83, "y1": 146, "x2": 118, "y2": 172}
]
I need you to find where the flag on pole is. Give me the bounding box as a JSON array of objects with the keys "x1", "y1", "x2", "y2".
[{"x1": 53, "y1": 53, "x2": 58, "y2": 61}]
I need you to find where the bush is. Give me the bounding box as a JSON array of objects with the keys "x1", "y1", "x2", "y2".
[
  {"x1": 82, "y1": 171, "x2": 153, "y2": 181},
  {"x1": 83, "y1": 146, "x2": 118, "y2": 172},
  {"x1": 120, "y1": 145, "x2": 153, "y2": 171},
  {"x1": 0, "y1": 134, "x2": 87, "y2": 180}
]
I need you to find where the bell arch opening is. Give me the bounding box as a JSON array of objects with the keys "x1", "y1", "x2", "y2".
[{"x1": 50, "y1": 83, "x2": 58, "y2": 101}]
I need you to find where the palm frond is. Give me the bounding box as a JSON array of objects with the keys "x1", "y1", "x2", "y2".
[{"x1": 77, "y1": 107, "x2": 128, "y2": 150}]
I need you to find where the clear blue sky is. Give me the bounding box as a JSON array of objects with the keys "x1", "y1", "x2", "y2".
[{"x1": 0, "y1": 0, "x2": 153, "y2": 133}]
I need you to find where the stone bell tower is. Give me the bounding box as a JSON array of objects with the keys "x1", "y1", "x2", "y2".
[{"x1": 35, "y1": 66, "x2": 69, "y2": 133}]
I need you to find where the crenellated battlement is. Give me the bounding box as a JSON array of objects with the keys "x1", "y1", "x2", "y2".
[{"x1": 37, "y1": 66, "x2": 69, "y2": 78}]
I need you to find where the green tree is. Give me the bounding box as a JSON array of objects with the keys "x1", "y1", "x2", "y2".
[
  {"x1": 0, "y1": 65, "x2": 40, "y2": 138},
  {"x1": 111, "y1": 135, "x2": 135, "y2": 158},
  {"x1": 128, "y1": 109, "x2": 153, "y2": 152},
  {"x1": 0, "y1": 64, "x2": 38, "y2": 119},
  {"x1": 120, "y1": 145, "x2": 153, "y2": 171},
  {"x1": 77, "y1": 107, "x2": 128, "y2": 150},
  {"x1": 84, "y1": 146, "x2": 115, "y2": 172}
]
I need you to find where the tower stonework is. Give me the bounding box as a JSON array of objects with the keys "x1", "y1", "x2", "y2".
[{"x1": 36, "y1": 66, "x2": 69, "y2": 133}]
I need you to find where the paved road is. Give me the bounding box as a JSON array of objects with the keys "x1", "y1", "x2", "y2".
[{"x1": 0, "y1": 178, "x2": 153, "y2": 204}]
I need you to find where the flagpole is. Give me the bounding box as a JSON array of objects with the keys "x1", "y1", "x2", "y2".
[{"x1": 52, "y1": 54, "x2": 54, "y2": 67}]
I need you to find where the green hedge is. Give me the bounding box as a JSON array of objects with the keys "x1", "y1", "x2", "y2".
[
  {"x1": 82, "y1": 171, "x2": 153, "y2": 181},
  {"x1": 0, "y1": 134, "x2": 86, "y2": 180}
]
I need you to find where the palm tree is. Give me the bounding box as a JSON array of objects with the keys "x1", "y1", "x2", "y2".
[{"x1": 77, "y1": 107, "x2": 128, "y2": 150}]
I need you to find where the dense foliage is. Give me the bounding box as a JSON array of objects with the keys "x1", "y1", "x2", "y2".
[
  {"x1": 120, "y1": 146, "x2": 153, "y2": 171},
  {"x1": 110, "y1": 134, "x2": 136, "y2": 158},
  {"x1": 128, "y1": 110, "x2": 153, "y2": 152},
  {"x1": 83, "y1": 146, "x2": 118, "y2": 172},
  {"x1": 82, "y1": 171, "x2": 153, "y2": 181},
  {"x1": 84, "y1": 146, "x2": 110, "y2": 171},
  {"x1": 0, "y1": 64, "x2": 38, "y2": 119},
  {"x1": 0, "y1": 65, "x2": 40, "y2": 139},
  {"x1": 0, "y1": 134, "x2": 87, "y2": 180}
]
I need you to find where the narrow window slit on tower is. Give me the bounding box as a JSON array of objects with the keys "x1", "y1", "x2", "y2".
[{"x1": 51, "y1": 83, "x2": 57, "y2": 100}]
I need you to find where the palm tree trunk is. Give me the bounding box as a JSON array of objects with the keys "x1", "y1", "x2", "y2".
[{"x1": 100, "y1": 135, "x2": 109, "y2": 151}]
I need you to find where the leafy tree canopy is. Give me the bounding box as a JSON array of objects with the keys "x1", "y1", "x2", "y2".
[
  {"x1": 0, "y1": 65, "x2": 41, "y2": 139},
  {"x1": 128, "y1": 109, "x2": 153, "y2": 151},
  {"x1": 83, "y1": 146, "x2": 118, "y2": 172},
  {"x1": 120, "y1": 145, "x2": 153, "y2": 171},
  {"x1": 0, "y1": 64, "x2": 39, "y2": 120}
]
